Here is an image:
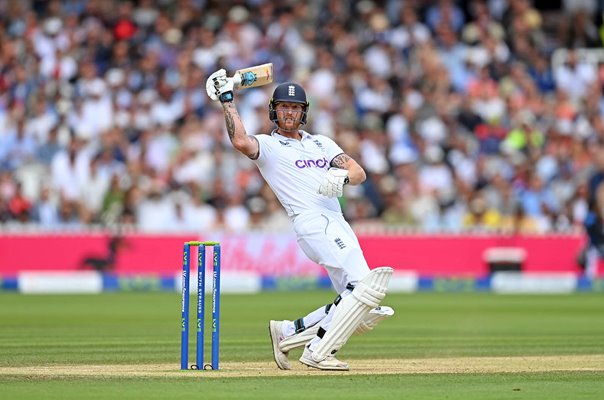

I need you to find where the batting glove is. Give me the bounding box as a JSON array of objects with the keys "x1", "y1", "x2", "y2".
[
  {"x1": 317, "y1": 168, "x2": 349, "y2": 198},
  {"x1": 206, "y1": 69, "x2": 234, "y2": 103}
]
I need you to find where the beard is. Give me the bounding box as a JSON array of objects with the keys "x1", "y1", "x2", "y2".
[{"x1": 277, "y1": 115, "x2": 301, "y2": 132}]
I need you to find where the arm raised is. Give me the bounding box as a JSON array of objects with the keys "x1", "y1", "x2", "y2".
[
  {"x1": 222, "y1": 101, "x2": 259, "y2": 159},
  {"x1": 207, "y1": 68, "x2": 260, "y2": 159}
]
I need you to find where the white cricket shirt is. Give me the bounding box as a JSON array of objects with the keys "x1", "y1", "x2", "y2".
[{"x1": 253, "y1": 130, "x2": 344, "y2": 217}]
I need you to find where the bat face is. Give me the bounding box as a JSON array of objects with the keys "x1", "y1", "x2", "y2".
[
  {"x1": 239, "y1": 71, "x2": 259, "y2": 87},
  {"x1": 234, "y1": 63, "x2": 273, "y2": 89}
]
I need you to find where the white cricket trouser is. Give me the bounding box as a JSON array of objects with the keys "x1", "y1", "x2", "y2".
[{"x1": 292, "y1": 209, "x2": 370, "y2": 293}]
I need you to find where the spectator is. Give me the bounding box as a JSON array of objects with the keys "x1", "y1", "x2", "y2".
[
  {"x1": 0, "y1": 117, "x2": 37, "y2": 171},
  {"x1": 32, "y1": 186, "x2": 60, "y2": 228},
  {"x1": 7, "y1": 182, "x2": 31, "y2": 222},
  {"x1": 518, "y1": 173, "x2": 559, "y2": 231},
  {"x1": 527, "y1": 53, "x2": 556, "y2": 93},
  {"x1": 426, "y1": 0, "x2": 466, "y2": 33},
  {"x1": 389, "y1": 5, "x2": 431, "y2": 53},
  {"x1": 463, "y1": 191, "x2": 502, "y2": 231},
  {"x1": 501, "y1": 111, "x2": 544, "y2": 155},
  {"x1": 554, "y1": 49, "x2": 598, "y2": 102},
  {"x1": 0, "y1": 0, "x2": 598, "y2": 236},
  {"x1": 80, "y1": 156, "x2": 111, "y2": 223}
]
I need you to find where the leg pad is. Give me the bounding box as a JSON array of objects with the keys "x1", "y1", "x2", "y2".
[{"x1": 311, "y1": 267, "x2": 393, "y2": 361}]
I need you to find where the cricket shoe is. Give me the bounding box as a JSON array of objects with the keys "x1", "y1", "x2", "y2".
[
  {"x1": 269, "y1": 320, "x2": 291, "y2": 370},
  {"x1": 299, "y1": 345, "x2": 349, "y2": 371}
]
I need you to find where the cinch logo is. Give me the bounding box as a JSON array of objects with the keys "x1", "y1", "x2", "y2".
[
  {"x1": 288, "y1": 85, "x2": 295, "y2": 96},
  {"x1": 295, "y1": 158, "x2": 329, "y2": 169}
]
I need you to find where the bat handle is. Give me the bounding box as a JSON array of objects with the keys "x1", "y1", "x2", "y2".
[
  {"x1": 213, "y1": 74, "x2": 240, "y2": 92},
  {"x1": 232, "y1": 74, "x2": 242, "y2": 89}
]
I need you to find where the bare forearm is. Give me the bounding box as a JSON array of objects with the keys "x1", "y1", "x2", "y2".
[
  {"x1": 331, "y1": 153, "x2": 366, "y2": 185},
  {"x1": 346, "y1": 164, "x2": 366, "y2": 185},
  {"x1": 222, "y1": 101, "x2": 258, "y2": 158},
  {"x1": 222, "y1": 101, "x2": 247, "y2": 144}
]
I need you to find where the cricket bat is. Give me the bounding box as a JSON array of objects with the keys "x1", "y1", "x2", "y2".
[
  {"x1": 206, "y1": 63, "x2": 273, "y2": 101},
  {"x1": 233, "y1": 63, "x2": 273, "y2": 89}
]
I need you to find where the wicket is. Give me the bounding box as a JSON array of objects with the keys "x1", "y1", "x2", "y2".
[{"x1": 180, "y1": 241, "x2": 221, "y2": 370}]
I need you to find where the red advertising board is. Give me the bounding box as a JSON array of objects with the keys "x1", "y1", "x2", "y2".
[{"x1": 0, "y1": 233, "x2": 587, "y2": 277}]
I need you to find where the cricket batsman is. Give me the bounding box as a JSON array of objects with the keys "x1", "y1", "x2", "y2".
[{"x1": 207, "y1": 69, "x2": 394, "y2": 370}]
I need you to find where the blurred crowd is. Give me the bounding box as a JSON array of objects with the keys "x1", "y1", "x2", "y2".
[{"x1": 1, "y1": 0, "x2": 604, "y2": 234}]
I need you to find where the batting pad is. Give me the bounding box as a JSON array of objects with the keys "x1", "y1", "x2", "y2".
[
  {"x1": 279, "y1": 305, "x2": 395, "y2": 352},
  {"x1": 311, "y1": 267, "x2": 393, "y2": 361},
  {"x1": 354, "y1": 306, "x2": 395, "y2": 334}
]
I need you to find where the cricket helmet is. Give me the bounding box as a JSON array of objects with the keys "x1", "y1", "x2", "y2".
[{"x1": 269, "y1": 82, "x2": 309, "y2": 125}]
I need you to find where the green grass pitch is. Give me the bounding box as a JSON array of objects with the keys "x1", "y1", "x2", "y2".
[{"x1": 1, "y1": 291, "x2": 603, "y2": 399}]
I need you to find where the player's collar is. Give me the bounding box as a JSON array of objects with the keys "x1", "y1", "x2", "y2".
[{"x1": 271, "y1": 129, "x2": 310, "y2": 141}]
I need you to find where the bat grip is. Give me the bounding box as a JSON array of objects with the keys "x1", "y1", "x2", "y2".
[{"x1": 232, "y1": 74, "x2": 242, "y2": 89}]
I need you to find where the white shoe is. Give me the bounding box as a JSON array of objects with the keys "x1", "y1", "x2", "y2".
[
  {"x1": 299, "y1": 345, "x2": 349, "y2": 371},
  {"x1": 269, "y1": 320, "x2": 291, "y2": 370}
]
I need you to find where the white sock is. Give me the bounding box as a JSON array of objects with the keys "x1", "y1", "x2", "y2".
[{"x1": 282, "y1": 304, "x2": 330, "y2": 337}]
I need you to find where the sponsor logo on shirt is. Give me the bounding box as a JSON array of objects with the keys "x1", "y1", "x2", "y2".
[
  {"x1": 279, "y1": 140, "x2": 290, "y2": 147},
  {"x1": 295, "y1": 158, "x2": 329, "y2": 169}
]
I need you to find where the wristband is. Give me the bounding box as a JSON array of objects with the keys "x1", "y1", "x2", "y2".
[{"x1": 219, "y1": 91, "x2": 233, "y2": 103}]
